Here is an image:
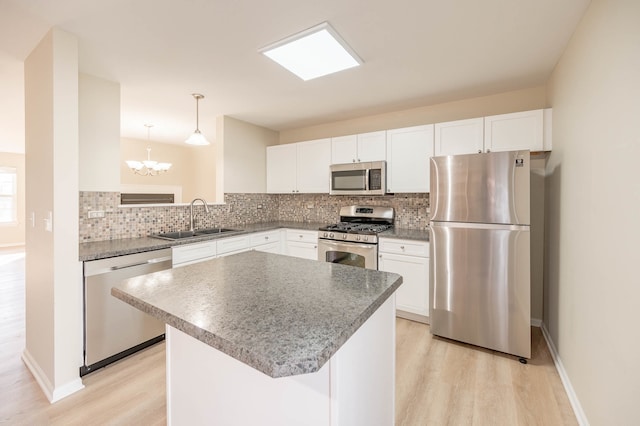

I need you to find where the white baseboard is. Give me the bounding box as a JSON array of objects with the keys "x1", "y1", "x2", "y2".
[
  {"x1": 540, "y1": 323, "x2": 589, "y2": 426},
  {"x1": 531, "y1": 318, "x2": 542, "y2": 327},
  {"x1": 21, "y1": 349, "x2": 84, "y2": 403}
]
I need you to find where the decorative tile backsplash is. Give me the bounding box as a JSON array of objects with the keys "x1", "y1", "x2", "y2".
[{"x1": 79, "y1": 192, "x2": 429, "y2": 242}]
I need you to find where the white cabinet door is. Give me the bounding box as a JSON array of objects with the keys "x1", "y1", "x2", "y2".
[
  {"x1": 378, "y1": 251, "x2": 429, "y2": 318},
  {"x1": 267, "y1": 144, "x2": 297, "y2": 193},
  {"x1": 379, "y1": 238, "x2": 429, "y2": 320},
  {"x1": 331, "y1": 135, "x2": 357, "y2": 164},
  {"x1": 217, "y1": 235, "x2": 250, "y2": 256},
  {"x1": 172, "y1": 241, "x2": 217, "y2": 267},
  {"x1": 484, "y1": 109, "x2": 544, "y2": 152},
  {"x1": 253, "y1": 241, "x2": 281, "y2": 254},
  {"x1": 434, "y1": 118, "x2": 484, "y2": 156},
  {"x1": 296, "y1": 138, "x2": 331, "y2": 193},
  {"x1": 357, "y1": 131, "x2": 386, "y2": 162},
  {"x1": 287, "y1": 241, "x2": 318, "y2": 260},
  {"x1": 285, "y1": 229, "x2": 318, "y2": 260},
  {"x1": 250, "y1": 230, "x2": 282, "y2": 254},
  {"x1": 386, "y1": 125, "x2": 434, "y2": 193},
  {"x1": 332, "y1": 131, "x2": 386, "y2": 164}
]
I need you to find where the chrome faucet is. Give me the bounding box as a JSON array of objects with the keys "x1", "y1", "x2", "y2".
[{"x1": 189, "y1": 198, "x2": 210, "y2": 232}]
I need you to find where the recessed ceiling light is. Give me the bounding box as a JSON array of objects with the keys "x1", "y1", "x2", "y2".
[{"x1": 260, "y1": 22, "x2": 362, "y2": 81}]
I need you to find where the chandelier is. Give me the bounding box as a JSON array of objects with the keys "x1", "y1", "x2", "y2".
[{"x1": 125, "y1": 124, "x2": 172, "y2": 176}]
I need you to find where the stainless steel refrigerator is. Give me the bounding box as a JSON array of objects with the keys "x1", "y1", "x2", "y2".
[{"x1": 429, "y1": 150, "x2": 531, "y2": 359}]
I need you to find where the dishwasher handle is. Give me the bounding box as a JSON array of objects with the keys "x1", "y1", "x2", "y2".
[
  {"x1": 108, "y1": 256, "x2": 172, "y2": 271},
  {"x1": 83, "y1": 249, "x2": 173, "y2": 277}
]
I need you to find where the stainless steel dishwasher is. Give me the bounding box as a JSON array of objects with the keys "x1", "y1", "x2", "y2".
[{"x1": 81, "y1": 248, "x2": 172, "y2": 376}]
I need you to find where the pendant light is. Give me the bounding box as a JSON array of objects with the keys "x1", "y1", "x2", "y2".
[
  {"x1": 185, "y1": 93, "x2": 210, "y2": 145},
  {"x1": 125, "y1": 124, "x2": 172, "y2": 175}
]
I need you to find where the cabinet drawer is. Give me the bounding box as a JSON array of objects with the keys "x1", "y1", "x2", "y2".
[
  {"x1": 172, "y1": 241, "x2": 217, "y2": 266},
  {"x1": 379, "y1": 238, "x2": 429, "y2": 257},
  {"x1": 217, "y1": 235, "x2": 250, "y2": 255},
  {"x1": 250, "y1": 230, "x2": 281, "y2": 246},
  {"x1": 286, "y1": 229, "x2": 318, "y2": 244}
]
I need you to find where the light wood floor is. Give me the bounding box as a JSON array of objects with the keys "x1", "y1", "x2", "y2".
[{"x1": 1, "y1": 247, "x2": 576, "y2": 425}]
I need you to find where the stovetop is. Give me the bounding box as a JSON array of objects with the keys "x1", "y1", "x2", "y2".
[
  {"x1": 318, "y1": 205, "x2": 395, "y2": 244},
  {"x1": 319, "y1": 222, "x2": 393, "y2": 235}
]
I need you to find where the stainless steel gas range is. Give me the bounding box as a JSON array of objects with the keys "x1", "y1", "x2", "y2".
[{"x1": 318, "y1": 206, "x2": 394, "y2": 270}]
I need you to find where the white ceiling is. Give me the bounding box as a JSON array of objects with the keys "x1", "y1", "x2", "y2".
[{"x1": 0, "y1": 0, "x2": 590, "y2": 153}]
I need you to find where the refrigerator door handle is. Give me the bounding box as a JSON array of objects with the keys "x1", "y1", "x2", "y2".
[{"x1": 430, "y1": 221, "x2": 529, "y2": 232}]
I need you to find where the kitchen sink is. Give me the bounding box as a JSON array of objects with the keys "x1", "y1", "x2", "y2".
[
  {"x1": 152, "y1": 228, "x2": 243, "y2": 241},
  {"x1": 195, "y1": 228, "x2": 241, "y2": 235}
]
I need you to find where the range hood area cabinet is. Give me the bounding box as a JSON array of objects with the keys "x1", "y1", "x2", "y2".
[
  {"x1": 331, "y1": 131, "x2": 386, "y2": 164},
  {"x1": 266, "y1": 138, "x2": 331, "y2": 194},
  {"x1": 434, "y1": 109, "x2": 552, "y2": 157}
]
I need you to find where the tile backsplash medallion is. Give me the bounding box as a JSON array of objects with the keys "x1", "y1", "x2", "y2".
[{"x1": 79, "y1": 192, "x2": 429, "y2": 242}]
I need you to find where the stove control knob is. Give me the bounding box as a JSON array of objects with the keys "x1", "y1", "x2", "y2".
[
  {"x1": 356, "y1": 235, "x2": 361, "y2": 241},
  {"x1": 363, "y1": 236, "x2": 368, "y2": 242},
  {"x1": 342, "y1": 234, "x2": 347, "y2": 240},
  {"x1": 329, "y1": 233, "x2": 334, "y2": 238},
  {"x1": 323, "y1": 232, "x2": 328, "y2": 238}
]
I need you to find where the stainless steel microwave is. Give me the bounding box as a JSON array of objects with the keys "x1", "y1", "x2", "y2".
[{"x1": 330, "y1": 161, "x2": 387, "y2": 195}]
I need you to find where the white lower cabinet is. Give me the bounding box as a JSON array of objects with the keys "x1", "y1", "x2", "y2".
[
  {"x1": 250, "y1": 230, "x2": 283, "y2": 254},
  {"x1": 285, "y1": 229, "x2": 318, "y2": 260},
  {"x1": 217, "y1": 235, "x2": 250, "y2": 257},
  {"x1": 172, "y1": 241, "x2": 217, "y2": 267},
  {"x1": 378, "y1": 238, "x2": 429, "y2": 323}
]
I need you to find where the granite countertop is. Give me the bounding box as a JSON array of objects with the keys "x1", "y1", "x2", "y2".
[
  {"x1": 111, "y1": 251, "x2": 402, "y2": 378},
  {"x1": 79, "y1": 221, "x2": 326, "y2": 261},
  {"x1": 80, "y1": 221, "x2": 430, "y2": 261},
  {"x1": 380, "y1": 227, "x2": 430, "y2": 242}
]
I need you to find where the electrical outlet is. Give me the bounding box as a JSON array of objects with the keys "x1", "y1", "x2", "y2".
[{"x1": 88, "y1": 210, "x2": 105, "y2": 219}]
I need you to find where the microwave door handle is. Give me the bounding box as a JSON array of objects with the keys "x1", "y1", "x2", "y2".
[{"x1": 364, "y1": 169, "x2": 370, "y2": 191}]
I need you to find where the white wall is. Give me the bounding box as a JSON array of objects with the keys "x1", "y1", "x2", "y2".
[
  {"x1": 280, "y1": 86, "x2": 547, "y2": 143},
  {"x1": 79, "y1": 73, "x2": 120, "y2": 191},
  {"x1": 545, "y1": 0, "x2": 640, "y2": 424},
  {"x1": 220, "y1": 116, "x2": 279, "y2": 194},
  {"x1": 23, "y1": 28, "x2": 83, "y2": 402}
]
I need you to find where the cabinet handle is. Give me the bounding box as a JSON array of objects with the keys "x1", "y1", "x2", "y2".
[
  {"x1": 314, "y1": 245, "x2": 317, "y2": 249},
  {"x1": 400, "y1": 246, "x2": 405, "y2": 250},
  {"x1": 352, "y1": 159, "x2": 356, "y2": 163},
  {"x1": 299, "y1": 235, "x2": 303, "y2": 238},
  {"x1": 477, "y1": 149, "x2": 482, "y2": 153},
  {"x1": 486, "y1": 149, "x2": 491, "y2": 153},
  {"x1": 357, "y1": 158, "x2": 361, "y2": 162},
  {"x1": 265, "y1": 236, "x2": 269, "y2": 240},
  {"x1": 379, "y1": 254, "x2": 382, "y2": 258}
]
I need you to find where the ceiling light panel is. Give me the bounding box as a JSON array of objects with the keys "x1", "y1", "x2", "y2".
[{"x1": 260, "y1": 22, "x2": 362, "y2": 81}]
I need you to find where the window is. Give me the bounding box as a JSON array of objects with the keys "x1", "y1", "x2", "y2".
[{"x1": 0, "y1": 167, "x2": 17, "y2": 224}]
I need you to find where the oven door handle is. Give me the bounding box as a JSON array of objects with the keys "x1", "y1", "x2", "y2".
[{"x1": 319, "y1": 239, "x2": 377, "y2": 251}]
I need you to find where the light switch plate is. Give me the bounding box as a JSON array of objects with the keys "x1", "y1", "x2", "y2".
[{"x1": 88, "y1": 210, "x2": 105, "y2": 218}]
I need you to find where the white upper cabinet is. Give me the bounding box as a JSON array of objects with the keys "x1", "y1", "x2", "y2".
[
  {"x1": 357, "y1": 131, "x2": 386, "y2": 162},
  {"x1": 331, "y1": 131, "x2": 386, "y2": 164},
  {"x1": 296, "y1": 138, "x2": 332, "y2": 193},
  {"x1": 484, "y1": 109, "x2": 544, "y2": 152},
  {"x1": 267, "y1": 143, "x2": 297, "y2": 193},
  {"x1": 434, "y1": 118, "x2": 484, "y2": 156},
  {"x1": 434, "y1": 109, "x2": 551, "y2": 156},
  {"x1": 386, "y1": 125, "x2": 434, "y2": 193},
  {"x1": 266, "y1": 138, "x2": 331, "y2": 193}
]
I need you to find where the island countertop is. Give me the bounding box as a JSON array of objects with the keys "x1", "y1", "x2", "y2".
[{"x1": 111, "y1": 251, "x2": 402, "y2": 378}]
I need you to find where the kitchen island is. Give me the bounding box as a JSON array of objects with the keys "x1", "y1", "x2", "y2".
[{"x1": 112, "y1": 250, "x2": 402, "y2": 425}]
